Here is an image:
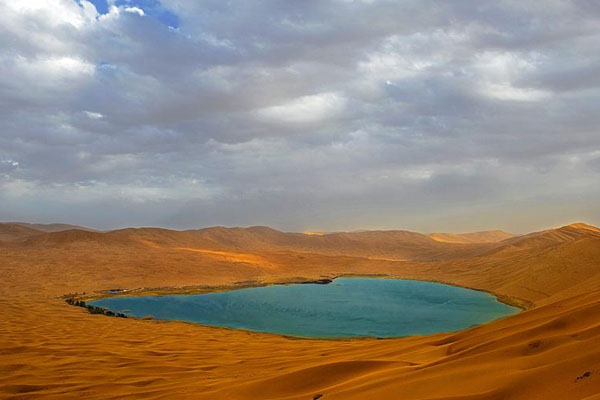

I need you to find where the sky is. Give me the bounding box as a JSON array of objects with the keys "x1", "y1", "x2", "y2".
[{"x1": 1, "y1": 0, "x2": 599, "y2": 233}]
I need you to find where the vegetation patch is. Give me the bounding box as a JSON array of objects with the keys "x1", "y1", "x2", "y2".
[{"x1": 65, "y1": 297, "x2": 127, "y2": 318}]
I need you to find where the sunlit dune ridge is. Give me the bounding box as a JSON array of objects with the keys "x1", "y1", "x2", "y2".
[
  {"x1": 429, "y1": 229, "x2": 514, "y2": 243},
  {"x1": 175, "y1": 247, "x2": 276, "y2": 267}
]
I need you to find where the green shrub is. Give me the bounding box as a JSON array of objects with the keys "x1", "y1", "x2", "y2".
[
  {"x1": 65, "y1": 296, "x2": 127, "y2": 318},
  {"x1": 86, "y1": 305, "x2": 106, "y2": 314}
]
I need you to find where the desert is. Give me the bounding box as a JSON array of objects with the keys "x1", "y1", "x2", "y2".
[{"x1": 1, "y1": 222, "x2": 600, "y2": 399}]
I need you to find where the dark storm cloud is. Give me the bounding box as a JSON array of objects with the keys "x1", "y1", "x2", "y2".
[{"x1": 0, "y1": 0, "x2": 599, "y2": 232}]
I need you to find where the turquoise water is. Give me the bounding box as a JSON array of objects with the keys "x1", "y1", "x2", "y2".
[{"x1": 90, "y1": 278, "x2": 518, "y2": 338}]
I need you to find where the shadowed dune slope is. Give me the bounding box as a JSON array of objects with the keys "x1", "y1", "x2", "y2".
[
  {"x1": 0, "y1": 223, "x2": 43, "y2": 242},
  {"x1": 11, "y1": 222, "x2": 98, "y2": 233},
  {"x1": 0, "y1": 222, "x2": 97, "y2": 242},
  {"x1": 0, "y1": 222, "x2": 599, "y2": 399}
]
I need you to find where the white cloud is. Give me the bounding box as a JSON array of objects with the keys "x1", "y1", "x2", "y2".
[
  {"x1": 124, "y1": 7, "x2": 145, "y2": 16},
  {"x1": 15, "y1": 56, "x2": 95, "y2": 77},
  {"x1": 479, "y1": 83, "x2": 551, "y2": 101},
  {"x1": 2, "y1": 0, "x2": 97, "y2": 28},
  {"x1": 84, "y1": 111, "x2": 104, "y2": 119},
  {"x1": 0, "y1": 179, "x2": 35, "y2": 197},
  {"x1": 256, "y1": 92, "x2": 346, "y2": 124},
  {"x1": 474, "y1": 51, "x2": 551, "y2": 101}
]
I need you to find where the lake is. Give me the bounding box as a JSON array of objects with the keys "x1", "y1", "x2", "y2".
[{"x1": 90, "y1": 278, "x2": 519, "y2": 338}]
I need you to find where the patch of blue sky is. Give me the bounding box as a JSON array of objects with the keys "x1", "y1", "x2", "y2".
[{"x1": 81, "y1": 0, "x2": 179, "y2": 28}]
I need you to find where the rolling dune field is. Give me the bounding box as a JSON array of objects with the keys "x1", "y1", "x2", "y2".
[{"x1": 1, "y1": 222, "x2": 600, "y2": 399}]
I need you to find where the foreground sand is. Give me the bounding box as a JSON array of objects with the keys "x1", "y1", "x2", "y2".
[{"x1": 1, "y1": 223, "x2": 600, "y2": 399}]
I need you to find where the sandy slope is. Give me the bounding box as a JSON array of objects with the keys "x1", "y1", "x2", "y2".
[
  {"x1": 14, "y1": 224, "x2": 499, "y2": 261},
  {"x1": 1, "y1": 223, "x2": 599, "y2": 399},
  {"x1": 429, "y1": 230, "x2": 514, "y2": 244}
]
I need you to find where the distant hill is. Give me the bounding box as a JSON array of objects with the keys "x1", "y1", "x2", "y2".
[
  {"x1": 429, "y1": 230, "x2": 514, "y2": 243},
  {"x1": 11, "y1": 224, "x2": 498, "y2": 261},
  {"x1": 6, "y1": 221, "x2": 600, "y2": 268},
  {"x1": 484, "y1": 222, "x2": 600, "y2": 255},
  {"x1": 0, "y1": 222, "x2": 97, "y2": 243},
  {"x1": 0, "y1": 223, "x2": 44, "y2": 242},
  {"x1": 420, "y1": 222, "x2": 600, "y2": 304},
  {"x1": 11, "y1": 222, "x2": 98, "y2": 233}
]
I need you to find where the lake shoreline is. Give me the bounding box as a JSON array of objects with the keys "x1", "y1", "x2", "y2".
[
  {"x1": 72, "y1": 275, "x2": 528, "y2": 340},
  {"x1": 71, "y1": 273, "x2": 533, "y2": 311}
]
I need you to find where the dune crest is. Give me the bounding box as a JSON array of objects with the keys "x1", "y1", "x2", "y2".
[
  {"x1": 429, "y1": 230, "x2": 514, "y2": 243},
  {"x1": 568, "y1": 222, "x2": 600, "y2": 232}
]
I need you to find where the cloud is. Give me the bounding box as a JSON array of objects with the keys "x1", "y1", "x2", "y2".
[
  {"x1": 83, "y1": 110, "x2": 104, "y2": 119},
  {"x1": 0, "y1": 0, "x2": 599, "y2": 232},
  {"x1": 256, "y1": 92, "x2": 346, "y2": 124},
  {"x1": 3, "y1": 0, "x2": 97, "y2": 28},
  {"x1": 124, "y1": 6, "x2": 145, "y2": 16}
]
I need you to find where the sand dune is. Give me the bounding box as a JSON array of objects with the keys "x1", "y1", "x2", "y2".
[
  {"x1": 174, "y1": 247, "x2": 277, "y2": 267},
  {"x1": 10, "y1": 222, "x2": 98, "y2": 233},
  {"x1": 1, "y1": 222, "x2": 599, "y2": 399},
  {"x1": 4, "y1": 224, "x2": 500, "y2": 262},
  {"x1": 0, "y1": 223, "x2": 43, "y2": 242},
  {"x1": 429, "y1": 230, "x2": 514, "y2": 244}
]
